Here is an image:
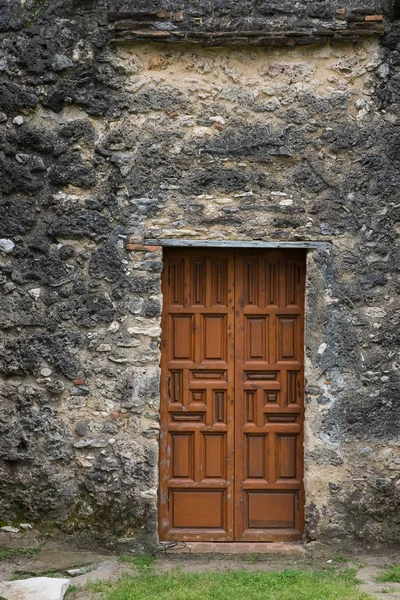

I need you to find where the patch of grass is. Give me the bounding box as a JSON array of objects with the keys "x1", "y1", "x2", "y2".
[
  {"x1": 132, "y1": 555, "x2": 156, "y2": 571},
  {"x1": 247, "y1": 554, "x2": 259, "y2": 565},
  {"x1": 376, "y1": 565, "x2": 400, "y2": 583},
  {"x1": 88, "y1": 567, "x2": 373, "y2": 600},
  {"x1": 118, "y1": 555, "x2": 155, "y2": 571},
  {"x1": 65, "y1": 585, "x2": 79, "y2": 597},
  {"x1": 348, "y1": 558, "x2": 365, "y2": 569},
  {"x1": 0, "y1": 546, "x2": 43, "y2": 561},
  {"x1": 332, "y1": 553, "x2": 348, "y2": 564},
  {"x1": 12, "y1": 570, "x2": 60, "y2": 580}
]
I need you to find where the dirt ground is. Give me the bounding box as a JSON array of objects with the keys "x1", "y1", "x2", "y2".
[{"x1": 0, "y1": 534, "x2": 399, "y2": 600}]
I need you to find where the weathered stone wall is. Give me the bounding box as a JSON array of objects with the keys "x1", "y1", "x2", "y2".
[{"x1": 0, "y1": 0, "x2": 399, "y2": 550}]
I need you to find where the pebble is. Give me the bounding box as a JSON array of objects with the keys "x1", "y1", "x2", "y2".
[
  {"x1": 96, "y1": 344, "x2": 111, "y2": 352},
  {"x1": 40, "y1": 368, "x2": 52, "y2": 377},
  {"x1": 0, "y1": 238, "x2": 15, "y2": 253},
  {"x1": 107, "y1": 321, "x2": 120, "y2": 333},
  {"x1": 66, "y1": 567, "x2": 90, "y2": 576},
  {"x1": 13, "y1": 115, "x2": 24, "y2": 126},
  {"x1": 28, "y1": 288, "x2": 41, "y2": 301},
  {"x1": 74, "y1": 438, "x2": 109, "y2": 449},
  {"x1": 210, "y1": 115, "x2": 225, "y2": 125},
  {"x1": 377, "y1": 62, "x2": 389, "y2": 79},
  {"x1": 365, "y1": 307, "x2": 386, "y2": 319},
  {"x1": 192, "y1": 126, "x2": 212, "y2": 137},
  {"x1": 52, "y1": 53, "x2": 73, "y2": 71},
  {"x1": 1, "y1": 526, "x2": 20, "y2": 533}
]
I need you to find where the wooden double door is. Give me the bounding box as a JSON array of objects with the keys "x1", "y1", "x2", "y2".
[{"x1": 159, "y1": 248, "x2": 305, "y2": 542}]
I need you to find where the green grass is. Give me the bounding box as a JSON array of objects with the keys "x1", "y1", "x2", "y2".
[
  {"x1": 11, "y1": 570, "x2": 60, "y2": 580},
  {"x1": 332, "y1": 552, "x2": 348, "y2": 564},
  {"x1": 86, "y1": 566, "x2": 373, "y2": 600},
  {"x1": 116, "y1": 555, "x2": 156, "y2": 573},
  {"x1": 247, "y1": 553, "x2": 259, "y2": 565},
  {"x1": 376, "y1": 565, "x2": 400, "y2": 583},
  {"x1": 65, "y1": 585, "x2": 78, "y2": 597},
  {"x1": 0, "y1": 546, "x2": 42, "y2": 561}
]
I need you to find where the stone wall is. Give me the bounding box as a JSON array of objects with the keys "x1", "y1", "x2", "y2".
[{"x1": 0, "y1": 0, "x2": 399, "y2": 550}]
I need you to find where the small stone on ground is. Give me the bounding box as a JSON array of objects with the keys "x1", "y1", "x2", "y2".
[
  {"x1": 17, "y1": 550, "x2": 110, "y2": 574},
  {"x1": 71, "y1": 560, "x2": 129, "y2": 587}
]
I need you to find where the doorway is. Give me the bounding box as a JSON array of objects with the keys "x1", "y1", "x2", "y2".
[{"x1": 159, "y1": 248, "x2": 305, "y2": 542}]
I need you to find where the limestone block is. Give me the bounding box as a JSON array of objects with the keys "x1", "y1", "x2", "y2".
[{"x1": 0, "y1": 578, "x2": 70, "y2": 600}]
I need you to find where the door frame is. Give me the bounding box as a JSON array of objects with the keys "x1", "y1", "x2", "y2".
[{"x1": 157, "y1": 243, "x2": 315, "y2": 543}]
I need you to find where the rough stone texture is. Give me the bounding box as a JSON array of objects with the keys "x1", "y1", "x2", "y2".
[
  {"x1": 110, "y1": 0, "x2": 388, "y2": 32},
  {"x1": 0, "y1": 0, "x2": 399, "y2": 551},
  {"x1": 109, "y1": 3, "x2": 386, "y2": 45},
  {"x1": 0, "y1": 577, "x2": 70, "y2": 600}
]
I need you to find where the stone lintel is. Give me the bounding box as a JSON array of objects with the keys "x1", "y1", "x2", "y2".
[{"x1": 144, "y1": 239, "x2": 331, "y2": 249}]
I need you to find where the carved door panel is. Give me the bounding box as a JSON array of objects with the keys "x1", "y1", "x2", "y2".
[
  {"x1": 159, "y1": 249, "x2": 235, "y2": 541},
  {"x1": 160, "y1": 249, "x2": 305, "y2": 542},
  {"x1": 234, "y1": 250, "x2": 305, "y2": 541}
]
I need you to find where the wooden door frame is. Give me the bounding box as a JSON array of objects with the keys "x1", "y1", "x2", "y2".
[{"x1": 157, "y1": 242, "x2": 315, "y2": 543}]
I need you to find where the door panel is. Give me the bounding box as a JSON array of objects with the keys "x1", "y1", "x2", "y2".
[
  {"x1": 160, "y1": 250, "x2": 235, "y2": 541},
  {"x1": 160, "y1": 248, "x2": 305, "y2": 542},
  {"x1": 234, "y1": 251, "x2": 305, "y2": 541}
]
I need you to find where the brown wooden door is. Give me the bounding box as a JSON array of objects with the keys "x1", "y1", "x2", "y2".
[
  {"x1": 160, "y1": 248, "x2": 305, "y2": 542},
  {"x1": 234, "y1": 251, "x2": 305, "y2": 541}
]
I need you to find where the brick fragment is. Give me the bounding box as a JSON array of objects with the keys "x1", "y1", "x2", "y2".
[
  {"x1": 110, "y1": 411, "x2": 129, "y2": 420},
  {"x1": 127, "y1": 243, "x2": 162, "y2": 252},
  {"x1": 365, "y1": 15, "x2": 383, "y2": 21}
]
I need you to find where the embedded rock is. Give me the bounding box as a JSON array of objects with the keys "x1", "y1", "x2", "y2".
[{"x1": 0, "y1": 578, "x2": 70, "y2": 600}]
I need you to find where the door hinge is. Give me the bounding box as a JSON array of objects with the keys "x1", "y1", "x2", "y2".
[
  {"x1": 168, "y1": 265, "x2": 171, "y2": 285},
  {"x1": 296, "y1": 492, "x2": 300, "y2": 511},
  {"x1": 167, "y1": 490, "x2": 170, "y2": 511}
]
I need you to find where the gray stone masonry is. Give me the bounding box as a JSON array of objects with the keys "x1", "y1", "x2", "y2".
[{"x1": 0, "y1": 0, "x2": 399, "y2": 550}]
